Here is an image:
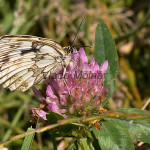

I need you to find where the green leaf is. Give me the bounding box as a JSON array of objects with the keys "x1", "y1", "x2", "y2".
[
  {"x1": 94, "y1": 22, "x2": 119, "y2": 106},
  {"x1": 116, "y1": 108, "x2": 147, "y2": 114},
  {"x1": 92, "y1": 121, "x2": 134, "y2": 150},
  {"x1": 59, "y1": 123, "x2": 85, "y2": 137},
  {"x1": 21, "y1": 127, "x2": 35, "y2": 150},
  {"x1": 46, "y1": 111, "x2": 64, "y2": 124},
  {"x1": 103, "y1": 80, "x2": 117, "y2": 106},
  {"x1": 105, "y1": 108, "x2": 150, "y2": 143},
  {"x1": 47, "y1": 112, "x2": 85, "y2": 136},
  {"x1": 67, "y1": 140, "x2": 77, "y2": 150},
  {"x1": 59, "y1": 123, "x2": 78, "y2": 135},
  {"x1": 78, "y1": 138, "x2": 95, "y2": 150}
]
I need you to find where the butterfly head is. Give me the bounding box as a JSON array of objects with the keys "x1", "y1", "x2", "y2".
[{"x1": 63, "y1": 46, "x2": 76, "y2": 55}]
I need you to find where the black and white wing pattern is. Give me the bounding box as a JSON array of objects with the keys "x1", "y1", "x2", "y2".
[{"x1": 0, "y1": 35, "x2": 71, "y2": 92}]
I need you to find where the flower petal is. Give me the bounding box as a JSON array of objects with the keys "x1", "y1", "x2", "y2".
[
  {"x1": 39, "y1": 110, "x2": 47, "y2": 120},
  {"x1": 47, "y1": 103, "x2": 61, "y2": 114},
  {"x1": 99, "y1": 60, "x2": 108, "y2": 74},
  {"x1": 46, "y1": 85, "x2": 54, "y2": 97},
  {"x1": 79, "y1": 48, "x2": 88, "y2": 64},
  {"x1": 82, "y1": 63, "x2": 91, "y2": 72},
  {"x1": 32, "y1": 86, "x2": 45, "y2": 102}
]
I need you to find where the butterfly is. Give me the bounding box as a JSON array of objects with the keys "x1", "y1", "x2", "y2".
[{"x1": 0, "y1": 35, "x2": 76, "y2": 92}]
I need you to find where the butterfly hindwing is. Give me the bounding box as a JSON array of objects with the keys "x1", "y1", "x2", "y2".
[{"x1": 0, "y1": 35, "x2": 65, "y2": 92}]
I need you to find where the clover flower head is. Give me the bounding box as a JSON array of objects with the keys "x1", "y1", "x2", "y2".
[{"x1": 32, "y1": 48, "x2": 108, "y2": 120}]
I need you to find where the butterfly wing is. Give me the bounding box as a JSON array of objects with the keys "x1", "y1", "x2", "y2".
[{"x1": 0, "y1": 35, "x2": 65, "y2": 92}]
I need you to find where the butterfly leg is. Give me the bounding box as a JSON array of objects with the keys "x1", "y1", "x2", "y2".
[
  {"x1": 62, "y1": 67, "x2": 66, "y2": 78},
  {"x1": 62, "y1": 78, "x2": 71, "y2": 95},
  {"x1": 62, "y1": 67, "x2": 71, "y2": 95},
  {"x1": 71, "y1": 59, "x2": 81, "y2": 71}
]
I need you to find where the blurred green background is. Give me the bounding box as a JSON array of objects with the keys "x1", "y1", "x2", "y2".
[{"x1": 0, "y1": 0, "x2": 150, "y2": 149}]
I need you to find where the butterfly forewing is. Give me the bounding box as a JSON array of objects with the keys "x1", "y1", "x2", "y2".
[{"x1": 0, "y1": 35, "x2": 69, "y2": 92}]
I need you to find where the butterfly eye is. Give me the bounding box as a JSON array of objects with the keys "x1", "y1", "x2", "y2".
[
  {"x1": 71, "y1": 48, "x2": 73, "y2": 53},
  {"x1": 70, "y1": 46, "x2": 75, "y2": 53}
]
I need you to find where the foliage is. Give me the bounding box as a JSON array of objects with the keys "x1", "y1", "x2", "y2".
[{"x1": 0, "y1": 0, "x2": 150, "y2": 149}]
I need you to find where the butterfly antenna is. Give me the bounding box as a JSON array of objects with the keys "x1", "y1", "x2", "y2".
[
  {"x1": 74, "y1": 45, "x2": 92, "y2": 48},
  {"x1": 71, "y1": 12, "x2": 87, "y2": 47}
]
